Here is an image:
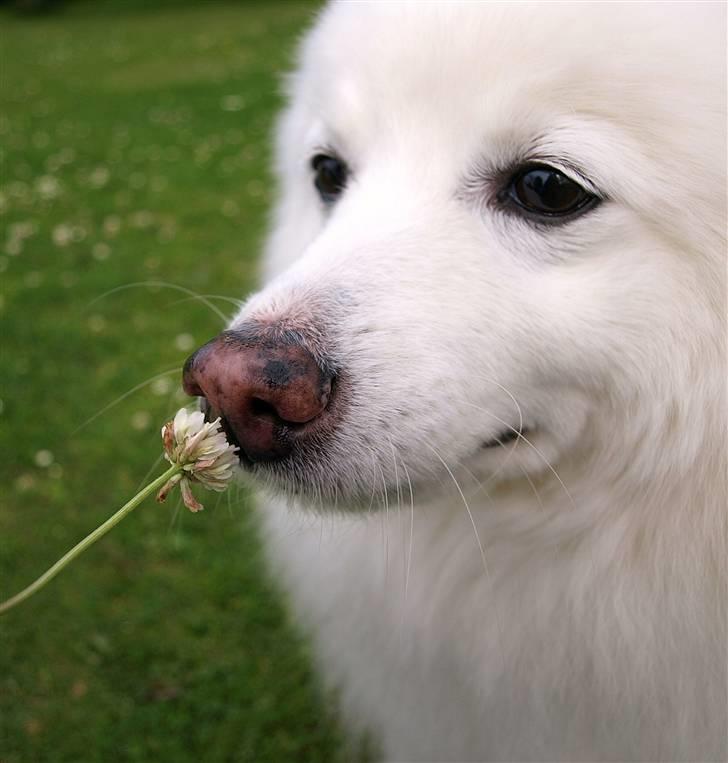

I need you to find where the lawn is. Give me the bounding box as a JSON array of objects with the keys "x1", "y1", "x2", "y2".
[{"x1": 0, "y1": 2, "x2": 362, "y2": 761}]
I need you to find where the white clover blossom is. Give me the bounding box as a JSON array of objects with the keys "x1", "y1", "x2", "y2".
[
  {"x1": 157, "y1": 408, "x2": 238, "y2": 511},
  {"x1": 0, "y1": 407, "x2": 240, "y2": 615}
]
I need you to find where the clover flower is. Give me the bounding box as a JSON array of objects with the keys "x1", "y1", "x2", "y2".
[
  {"x1": 0, "y1": 407, "x2": 238, "y2": 615},
  {"x1": 157, "y1": 408, "x2": 238, "y2": 511}
]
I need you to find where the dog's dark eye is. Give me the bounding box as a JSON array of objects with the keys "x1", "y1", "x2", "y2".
[
  {"x1": 311, "y1": 154, "x2": 348, "y2": 203},
  {"x1": 507, "y1": 165, "x2": 596, "y2": 218}
]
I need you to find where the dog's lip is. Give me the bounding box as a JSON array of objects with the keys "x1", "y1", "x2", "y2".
[{"x1": 481, "y1": 427, "x2": 528, "y2": 448}]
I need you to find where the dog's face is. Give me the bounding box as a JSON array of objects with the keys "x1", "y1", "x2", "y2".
[{"x1": 184, "y1": 2, "x2": 725, "y2": 506}]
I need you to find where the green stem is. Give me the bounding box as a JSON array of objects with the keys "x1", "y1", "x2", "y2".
[{"x1": 0, "y1": 464, "x2": 181, "y2": 615}]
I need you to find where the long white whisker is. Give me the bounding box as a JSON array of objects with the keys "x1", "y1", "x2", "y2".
[
  {"x1": 476, "y1": 376, "x2": 524, "y2": 435},
  {"x1": 461, "y1": 401, "x2": 576, "y2": 511},
  {"x1": 469, "y1": 376, "x2": 524, "y2": 484},
  {"x1": 72, "y1": 367, "x2": 182, "y2": 434},
  {"x1": 226, "y1": 478, "x2": 234, "y2": 519},
  {"x1": 318, "y1": 508, "x2": 325, "y2": 553},
  {"x1": 134, "y1": 452, "x2": 166, "y2": 494},
  {"x1": 168, "y1": 494, "x2": 183, "y2": 535},
  {"x1": 387, "y1": 439, "x2": 405, "y2": 590},
  {"x1": 376, "y1": 460, "x2": 390, "y2": 581},
  {"x1": 87, "y1": 281, "x2": 229, "y2": 324},
  {"x1": 428, "y1": 444, "x2": 490, "y2": 576},
  {"x1": 401, "y1": 459, "x2": 415, "y2": 608},
  {"x1": 428, "y1": 443, "x2": 506, "y2": 666},
  {"x1": 462, "y1": 400, "x2": 600, "y2": 587},
  {"x1": 473, "y1": 425, "x2": 546, "y2": 512},
  {"x1": 166, "y1": 294, "x2": 245, "y2": 310},
  {"x1": 364, "y1": 450, "x2": 380, "y2": 514},
  {"x1": 520, "y1": 465, "x2": 545, "y2": 511},
  {"x1": 457, "y1": 459, "x2": 497, "y2": 507}
]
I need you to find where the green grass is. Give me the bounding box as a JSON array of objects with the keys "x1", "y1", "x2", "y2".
[{"x1": 0, "y1": 3, "x2": 365, "y2": 761}]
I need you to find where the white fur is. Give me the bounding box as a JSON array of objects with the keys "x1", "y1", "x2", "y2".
[{"x1": 231, "y1": 3, "x2": 727, "y2": 760}]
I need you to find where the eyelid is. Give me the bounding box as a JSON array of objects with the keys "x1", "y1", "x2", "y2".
[
  {"x1": 309, "y1": 144, "x2": 343, "y2": 167},
  {"x1": 465, "y1": 152, "x2": 598, "y2": 189},
  {"x1": 526, "y1": 158, "x2": 600, "y2": 197},
  {"x1": 503, "y1": 168, "x2": 601, "y2": 225}
]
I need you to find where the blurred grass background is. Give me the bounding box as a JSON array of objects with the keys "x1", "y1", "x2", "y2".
[{"x1": 0, "y1": 2, "x2": 366, "y2": 761}]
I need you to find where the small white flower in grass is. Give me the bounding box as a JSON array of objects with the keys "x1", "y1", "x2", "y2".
[
  {"x1": 157, "y1": 408, "x2": 238, "y2": 512},
  {"x1": 150, "y1": 176, "x2": 168, "y2": 193},
  {"x1": 88, "y1": 166, "x2": 110, "y2": 188},
  {"x1": 52, "y1": 223, "x2": 73, "y2": 247},
  {"x1": 102, "y1": 215, "x2": 121, "y2": 237},
  {"x1": 92, "y1": 242, "x2": 111, "y2": 261},
  {"x1": 34, "y1": 450, "x2": 54, "y2": 468},
  {"x1": 221, "y1": 199, "x2": 239, "y2": 217},
  {"x1": 221, "y1": 94, "x2": 245, "y2": 112},
  {"x1": 130, "y1": 410, "x2": 150, "y2": 430},
  {"x1": 151, "y1": 376, "x2": 172, "y2": 396},
  {"x1": 174, "y1": 333, "x2": 195, "y2": 351},
  {"x1": 36, "y1": 175, "x2": 61, "y2": 199},
  {"x1": 5, "y1": 239, "x2": 22, "y2": 256}
]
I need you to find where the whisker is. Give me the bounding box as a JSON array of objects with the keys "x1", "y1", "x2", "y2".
[
  {"x1": 168, "y1": 495, "x2": 183, "y2": 535},
  {"x1": 427, "y1": 443, "x2": 506, "y2": 665},
  {"x1": 460, "y1": 400, "x2": 576, "y2": 511},
  {"x1": 365, "y1": 451, "x2": 379, "y2": 515},
  {"x1": 376, "y1": 460, "x2": 390, "y2": 581},
  {"x1": 387, "y1": 439, "x2": 405, "y2": 589},
  {"x1": 476, "y1": 376, "x2": 524, "y2": 435},
  {"x1": 134, "y1": 452, "x2": 165, "y2": 494},
  {"x1": 470, "y1": 424, "x2": 545, "y2": 512},
  {"x1": 87, "y1": 280, "x2": 229, "y2": 324},
  {"x1": 72, "y1": 367, "x2": 182, "y2": 434},
  {"x1": 401, "y1": 459, "x2": 415, "y2": 607},
  {"x1": 428, "y1": 444, "x2": 490, "y2": 576},
  {"x1": 469, "y1": 376, "x2": 525, "y2": 484},
  {"x1": 461, "y1": 398, "x2": 600, "y2": 585},
  {"x1": 227, "y1": 479, "x2": 234, "y2": 519},
  {"x1": 456, "y1": 459, "x2": 497, "y2": 507},
  {"x1": 520, "y1": 465, "x2": 545, "y2": 511},
  {"x1": 332, "y1": 480, "x2": 340, "y2": 514},
  {"x1": 165, "y1": 294, "x2": 244, "y2": 311},
  {"x1": 489, "y1": 410, "x2": 575, "y2": 510}
]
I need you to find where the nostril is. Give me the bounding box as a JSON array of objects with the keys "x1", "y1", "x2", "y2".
[
  {"x1": 250, "y1": 397, "x2": 277, "y2": 420},
  {"x1": 249, "y1": 396, "x2": 309, "y2": 430}
]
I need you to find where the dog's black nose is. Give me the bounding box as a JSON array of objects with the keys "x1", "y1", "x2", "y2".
[{"x1": 182, "y1": 327, "x2": 333, "y2": 463}]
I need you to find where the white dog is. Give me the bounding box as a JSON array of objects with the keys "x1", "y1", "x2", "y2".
[{"x1": 183, "y1": 2, "x2": 727, "y2": 760}]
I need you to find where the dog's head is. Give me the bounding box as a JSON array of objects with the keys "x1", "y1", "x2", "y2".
[{"x1": 184, "y1": 2, "x2": 726, "y2": 507}]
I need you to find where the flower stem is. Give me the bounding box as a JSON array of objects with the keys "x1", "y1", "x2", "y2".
[{"x1": 0, "y1": 464, "x2": 181, "y2": 615}]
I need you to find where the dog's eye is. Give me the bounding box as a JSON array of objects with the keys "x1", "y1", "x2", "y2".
[
  {"x1": 311, "y1": 154, "x2": 348, "y2": 204},
  {"x1": 506, "y1": 165, "x2": 596, "y2": 218}
]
